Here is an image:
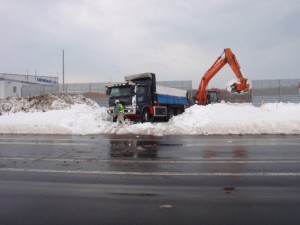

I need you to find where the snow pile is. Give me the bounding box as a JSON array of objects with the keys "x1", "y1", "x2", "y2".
[
  {"x1": 156, "y1": 86, "x2": 187, "y2": 97},
  {"x1": 0, "y1": 94, "x2": 108, "y2": 135},
  {"x1": 166, "y1": 103, "x2": 300, "y2": 135},
  {"x1": 108, "y1": 102, "x2": 300, "y2": 136},
  {"x1": 0, "y1": 94, "x2": 97, "y2": 115},
  {"x1": 0, "y1": 94, "x2": 300, "y2": 135}
]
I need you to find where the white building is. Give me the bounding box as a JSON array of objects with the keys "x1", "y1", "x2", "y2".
[{"x1": 0, "y1": 73, "x2": 58, "y2": 98}]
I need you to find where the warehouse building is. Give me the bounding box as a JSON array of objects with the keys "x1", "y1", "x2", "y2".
[{"x1": 0, "y1": 73, "x2": 58, "y2": 98}]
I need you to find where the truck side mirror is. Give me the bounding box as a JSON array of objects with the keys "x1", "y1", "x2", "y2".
[{"x1": 106, "y1": 88, "x2": 111, "y2": 96}]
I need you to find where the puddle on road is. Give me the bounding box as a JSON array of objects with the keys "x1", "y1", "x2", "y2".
[{"x1": 109, "y1": 139, "x2": 159, "y2": 159}]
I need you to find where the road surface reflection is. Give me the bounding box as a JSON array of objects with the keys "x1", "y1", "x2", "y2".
[{"x1": 109, "y1": 137, "x2": 159, "y2": 158}]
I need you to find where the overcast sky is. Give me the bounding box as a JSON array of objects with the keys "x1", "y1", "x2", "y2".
[{"x1": 0, "y1": 0, "x2": 299, "y2": 88}]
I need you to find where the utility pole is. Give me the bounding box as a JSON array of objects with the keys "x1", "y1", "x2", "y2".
[{"x1": 62, "y1": 49, "x2": 65, "y2": 91}]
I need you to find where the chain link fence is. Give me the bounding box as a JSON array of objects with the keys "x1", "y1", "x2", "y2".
[{"x1": 252, "y1": 79, "x2": 300, "y2": 106}]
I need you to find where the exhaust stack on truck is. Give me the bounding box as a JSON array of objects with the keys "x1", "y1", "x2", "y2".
[{"x1": 106, "y1": 72, "x2": 189, "y2": 123}]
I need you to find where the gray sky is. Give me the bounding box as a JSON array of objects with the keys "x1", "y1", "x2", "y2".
[{"x1": 0, "y1": 0, "x2": 299, "y2": 88}]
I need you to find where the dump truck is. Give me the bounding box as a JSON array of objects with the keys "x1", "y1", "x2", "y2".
[{"x1": 106, "y1": 73, "x2": 189, "y2": 123}]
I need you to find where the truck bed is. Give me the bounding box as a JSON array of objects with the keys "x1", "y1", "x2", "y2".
[
  {"x1": 156, "y1": 85, "x2": 187, "y2": 97},
  {"x1": 157, "y1": 94, "x2": 188, "y2": 105},
  {"x1": 156, "y1": 85, "x2": 188, "y2": 105},
  {"x1": 156, "y1": 86, "x2": 188, "y2": 105}
]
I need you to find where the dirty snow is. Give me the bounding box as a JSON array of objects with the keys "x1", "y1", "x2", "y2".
[{"x1": 0, "y1": 94, "x2": 300, "y2": 135}]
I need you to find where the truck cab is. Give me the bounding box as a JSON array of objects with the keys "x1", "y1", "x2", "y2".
[{"x1": 106, "y1": 73, "x2": 156, "y2": 122}]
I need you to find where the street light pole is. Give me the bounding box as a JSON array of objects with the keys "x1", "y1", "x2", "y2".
[{"x1": 62, "y1": 49, "x2": 65, "y2": 92}]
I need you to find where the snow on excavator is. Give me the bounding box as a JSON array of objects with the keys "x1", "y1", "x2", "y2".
[{"x1": 195, "y1": 48, "x2": 250, "y2": 105}]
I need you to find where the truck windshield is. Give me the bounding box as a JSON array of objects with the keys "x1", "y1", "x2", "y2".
[{"x1": 109, "y1": 86, "x2": 133, "y2": 97}]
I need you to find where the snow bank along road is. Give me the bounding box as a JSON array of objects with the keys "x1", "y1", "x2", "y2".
[
  {"x1": 1, "y1": 94, "x2": 300, "y2": 135},
  {"x1": 1, "y1": 134, "x2": 300, "y2": 225}
]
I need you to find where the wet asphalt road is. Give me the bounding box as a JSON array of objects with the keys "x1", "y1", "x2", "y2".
[{"x1": 1, "y1": 134, "x2": 300, "y2": 225}]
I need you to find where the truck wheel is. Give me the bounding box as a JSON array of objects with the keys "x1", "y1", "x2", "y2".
[
  {"x1": 167, "y1": 108, "x2": 174, "y2": 121},
  {"x1": 141, "y1": 109, "x2": 150, "y2": 123},
  {"x1": 176, "y1": 108, "x2": 183, "y2": 115}
]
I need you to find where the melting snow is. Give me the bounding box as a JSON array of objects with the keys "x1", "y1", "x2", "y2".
[{"x1": 0, "y1": 94, "x2": 300, "y2": 135}]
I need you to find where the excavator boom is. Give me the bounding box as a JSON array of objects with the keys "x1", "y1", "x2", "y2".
[{"x1": 196, "y1": 48, "x2": 250, "y2": 105}]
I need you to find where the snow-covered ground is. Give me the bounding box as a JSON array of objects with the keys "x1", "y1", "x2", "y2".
[{"x1": 0, "y1": 94, "x2": 300, "y2": 135}]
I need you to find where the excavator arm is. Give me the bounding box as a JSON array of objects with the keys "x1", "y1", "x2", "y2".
[{"x1": 196, "y1": 48, "x2": 250, "y2": 105}]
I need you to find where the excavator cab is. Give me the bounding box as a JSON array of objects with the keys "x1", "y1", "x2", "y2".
[
  {"x1": 193, "y1": 89, "x2": 219, "y2": 105},
  {"x1": 207, "y1": 90, "x2": 219, "y2": 104}
]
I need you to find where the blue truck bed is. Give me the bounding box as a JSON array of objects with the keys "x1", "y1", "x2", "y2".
[{"x1": 157, "y1": 94, "x2": 188, "y2": 105}]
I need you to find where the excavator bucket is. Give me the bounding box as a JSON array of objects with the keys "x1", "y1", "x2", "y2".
[
  {"x1": 226, "y1": 79, "x2": 239, "y2": 93},
  {"x1": 226, "y1": 79, "x2": 249, "y2": 94}
]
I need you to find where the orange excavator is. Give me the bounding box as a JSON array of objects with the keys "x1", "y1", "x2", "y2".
[{"x1": 195, "y1": 48, "x2": 250, "y2": 105}]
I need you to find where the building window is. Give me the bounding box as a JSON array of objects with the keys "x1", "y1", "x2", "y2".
[{"x1": 13, "y1": 86, "x2": 17, "y2": 93}]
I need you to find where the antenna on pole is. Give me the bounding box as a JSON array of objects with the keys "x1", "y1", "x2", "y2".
[{"x1": 62, "y1": 49, "x2": 65, "y2": 91}]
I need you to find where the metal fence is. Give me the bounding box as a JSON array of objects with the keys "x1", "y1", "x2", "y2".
[
  {"x1": 21, "y1": 84, "x2": 59, "y2": 97},
  {"x1": 22, "y1": 79, "x2": 300, "y2": 107},
  {"x1": 59, "y1": 83, "x2": 109, "y2": 106},
  {"x1": 21, "y1": 83, "x2": 108, "y2": 106},
  {"x1": 252, "y1": 79, "x2": 300, "y2": 106},
  {"x1": 21, "y1": 80, "x2": 193, "y2": 107},
  {"x1": 156, "y1": 80, "x2": 192, "y2": 90}
]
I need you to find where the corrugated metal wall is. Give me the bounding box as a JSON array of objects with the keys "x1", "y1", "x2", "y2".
[
  {"x1": 21, "y1": 84, "x2": 59, "y2": 97},
  {"x1": 21, "y1": 80, "x2": 192, "y2": 107},
  {"x1": 156, "y1": 80, "x2": 192, "y2": 90},
  {"x1": 21, "y1": 79, "x2": 300, "y2": 107},
  {"x1": 252, "y1": 79, "x2": 300, "y2": 106}
]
